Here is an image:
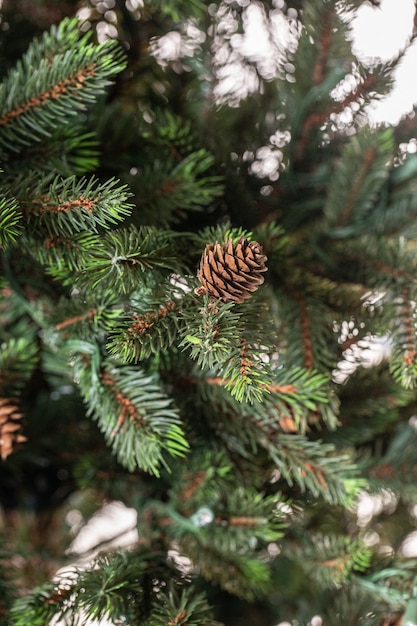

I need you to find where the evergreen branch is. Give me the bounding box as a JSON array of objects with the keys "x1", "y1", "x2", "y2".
[
  {"x1": 32, "y1": 231, "x2": 103, "y2": 277},
  {"x1": 0, "y1": 194, "x2": 22, "y2": 248},
  {"x1": 221, "y1": 299, "x2": 279, "y2": 403},
  {"x1": 152, "y1": 486, "x2": 287, "y2": 586},
  {"x1": 3, "y1": 126, "x2": 100, "y2": 177},
  {"x1": 204, "y1": 377, "x2": 295, "y2": 395},
  {"x1": 23, "y1": 175, "x2": 132, "y2": 237},
  {"x1": 0, "y1": 336, "x2": 39, "y2": 395},
  {"x1": 158, "y1": 485, "x2": 287, "y2": 547},
  {"x1": 134, "y1": 149, "x2": 224, "y2": 225},
  {"x1": 51, "y1": 292, "x2": 123, "y2": 340},
  {"x1": 263, "y1": 366, "x2": 340, "y2": 433},
  {"x1": 55, "y1": 309, "x2": 98, "y2": 332},
  {"x1": 322, "y1": 128, "x2": 394, "y2": 237},
  {"x1": 10, "y1": 549, "x2": 168, "y2": 625},
  {"x1": 149, "y1": 587, "x2": 217, "y2": 626},
  {"x1": 179, "y1": 533, "x2": 272, "y2": 601},
  {"x1": 194, "y1": 373, "x2": 343, "y2": 498},
  {"x1": 293, "y1": 71, "x2": 382, "y2": 162},
  {"x1": 358, "y1": 565, "x2": 417, "y2": 609},
  {"x1": 198, "y1": 366, "x2": 339, "y2": 437},
  {"x1": 333, "y1": 237, "x2": 417, "y2": 287},
  {"x1": 140, "y1": 110, "x2": 197, "y2": 157},
  {"x1": 370, "y1": 421, "x2": 417, "y2": 483},
  {"x1": 269, "y1": 367, "x2": 332, "y2": 412},
  {"x1": 73, "y1": 552, "x2": 147, "y2": 623},
  {"x1": 180, "y1": 297, "x2": 243, "y2": 370},
  {"x1": 292, "y1": 534, "x2": 372, "y2": 588},
  {"x1": 9, "y1": 581, "x2": 74, "y2": 626},
  {"x1": 0, "y1": 23, "x2": 126, "y2": 154},
  {"x1": 181, "y1": 295, "x2": 277, "y2": 404},
  {"x1": 267, "y1": 434, "x2": 362, "y2": 505},
  {"x1": 0, "y1": 251, "x2": 48, "y2": 327},
  {"x1": 107, "y1": 295, "x2": 183, "y2": 362},
  {"x1": 311, "y1": 3, "x2": 336, "y2": 86},
  {"x1": 335, "y1": 142, "x2": 379, "y2": 227},
  {"x1": 148, "y1": 480, "x2": 287, "y2": 556},
  {"x1": 389, "y1": 287, "x2": 417, "y2": 388},
  {"x1": 287, "y1": 285, "x2": 314, "y2": 369},
  {"x1": 277, "y1": 279, "x2": 339, "y2": 372},
  {"x1": 221, "y1": 339, "x2": 272, "y2": 404},
  {"x1": 73, "y1": 352, "x2": 189, "y2": 475},
  {"x1": 68, "y1": 225, "x2": 183, "y2": 294},
  {"x1": 317, "y1": 583, "x2": 405, "y2": 625},
  {"x1": 212, "y1": 487, "x2": 287, "y2": 544},
  {"x1": 19, "y1": 17, "x2": 92, "y2": 67},
  {"x1": 168, "y1": 450, "x2": 235, "y2": 512},
  {"x1": 332, "y1": 366, "x2": 411, "y2": 448},
  {"x1": 371, "y1": 175, "x2": 417, "y2": 238}
]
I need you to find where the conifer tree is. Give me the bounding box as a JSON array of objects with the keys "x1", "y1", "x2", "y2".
[{"x1": 2, "y1": 1, "x2": 417, "y2": 624}]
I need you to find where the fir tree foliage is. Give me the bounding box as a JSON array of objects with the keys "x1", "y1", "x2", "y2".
[
  {"x1": 4, "y1": 1, "x2": 417, "y2": 625},
  {"x1": 0, "y1": 189, "x2": 21, "y2": 248},
  {"x1": 0, "y1": 19, "x2": 125, "y2": 154},
  {"x1": 149, "y1": 586, "x2": 218, "y2": 626}
]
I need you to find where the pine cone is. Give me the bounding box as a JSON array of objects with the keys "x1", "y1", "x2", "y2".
[
  {"x1": 195, "y1": 236, "x2": 267, "y2": 303},
  {"x1": 0, "y1": 398, "x2": 26, "y2": 460}
]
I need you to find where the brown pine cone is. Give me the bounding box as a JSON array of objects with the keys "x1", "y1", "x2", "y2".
[
  {"x1": 0, "y1": 398, "x2": 26, "y2": 460},
  {"x1": 195, "y1": 236, "x2": 267, "y2": 303}
]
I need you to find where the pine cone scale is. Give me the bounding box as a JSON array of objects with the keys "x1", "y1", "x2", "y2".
[
  {"x1": 216, "y1": 244, "x2": 226, "y2": 266},
  {"x1": 208, "y1": 249, "x2": 221, "y2": 274},
  {"x1": 212, "y1": 272, "x2": 228, "y2": 291},
  {"x1": 225, "y1": 268, "x2": 250, "y2": 284},
  {"x1": 0, "y1": 398, "x2": 26, "y2": 460}
]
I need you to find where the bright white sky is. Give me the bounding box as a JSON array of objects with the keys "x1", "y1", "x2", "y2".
[{"x1": 352, "y1": 0, "x2": 417, "y2": 123}]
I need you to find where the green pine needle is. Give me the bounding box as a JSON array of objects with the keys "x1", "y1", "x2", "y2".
[{"x1": 0, "y1": 194, "x2": 22, "y2": 248}]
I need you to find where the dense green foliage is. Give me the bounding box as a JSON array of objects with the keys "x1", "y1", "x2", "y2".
[{"x1": 2, "y1": 1, "x2": 417, "y2": 624}]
